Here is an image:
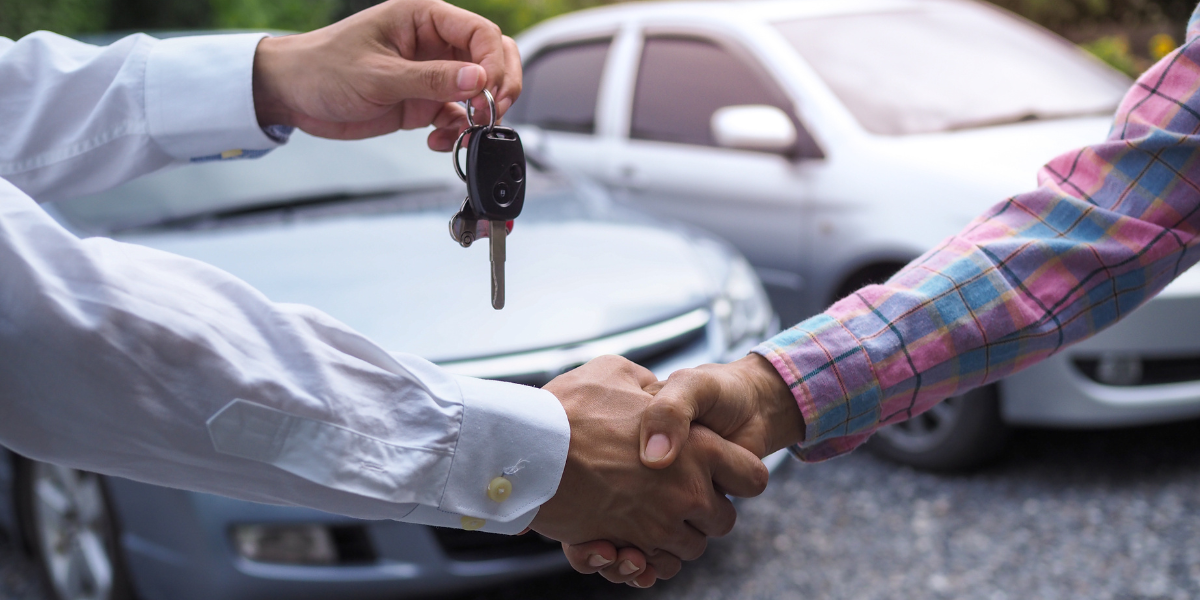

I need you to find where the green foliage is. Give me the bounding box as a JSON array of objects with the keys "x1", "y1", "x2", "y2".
[
  {"x1": 987, "y1": 0, "x2": 1194, "y2": 30},
  {"x1": 0, "y1": 0, "x2": 1193, "y2": 52},
  {"x1": 1081, "y1": 35, "x2": 1142, "y2": 75},
  {"x1": 210, "y1": 0, "x2": 340, "y2": 32},
  {"x1": 446, "y1": 0, "x2": 604, "y2": 35},
  {"x1": 0, "y1": 0, "x2": 108, "y2": 39}
]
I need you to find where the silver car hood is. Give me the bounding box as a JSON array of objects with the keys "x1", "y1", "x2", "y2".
[
  {"x1": 867, "y1": 115, "x2": 1114, "y2": 210},
  {"x1": 118, "y1": 194, "x2": 723, "y2": 363}
]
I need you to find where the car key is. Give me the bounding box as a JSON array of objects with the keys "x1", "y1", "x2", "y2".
[{"x1": 449, "y1": 89, "x2": 526, "y2": 310}]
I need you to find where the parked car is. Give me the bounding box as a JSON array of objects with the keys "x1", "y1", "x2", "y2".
[
  {"x1": 510, "y1": 0, "x2": 1200, "y2": 470},
  {"x1": 0, "y1": 127, "x2": 780, "y2": 600}
]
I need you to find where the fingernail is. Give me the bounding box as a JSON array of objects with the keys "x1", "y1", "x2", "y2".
[
  {"x1": 645, "y1": 434, "x2": 670, "y2": 462},
  {"x1": 619, "y1": 560, "x2": 638, "y2": 576},
  {"x1": 456, "y1": 65, "x2": 483, "y2": 91},
  {"x1": 588, "y1": 554, "x2": 612, "y2": 568}
]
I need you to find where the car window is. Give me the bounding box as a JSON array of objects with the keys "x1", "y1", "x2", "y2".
[
  {"x1": 775, "y1": 2, "x2": 1130, "y2": 136},
  {"x1": 630, "y1": 36, "x2": 799, "y2": 149},
  {"x1": 507, "y1": 39, "x2": 612, "y2": 134}
]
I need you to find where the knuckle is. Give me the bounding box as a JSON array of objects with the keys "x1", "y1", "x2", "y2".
[
  {"x1": 649, "y1": 398, "x2": 690, "y2": 424},
  {"x1": 649, "y1": 554, "x2": 682, "y2": 579},
  {"x1": 594, "y1": 354, "x2": 622, "y2": 368},
  {"x1": 681, "y1": 536, "x2": 707, "y2": 561},
  {"x1": 421, "y1": 65, "x2": 449, "y2": 91},
  {"x1": 646, "y1": 522, "x2": 672, "y2": 552},
  {"x1": 679, "y1": 493, "x2": 705, "y2": 519},
  {"x1": 716, "y1": 502, "x2": 737, "y2": 537},
  {"x1": 666, "y1": 367, "x2": 700, "y2": 385},
  {"x1": 749, "y1": 462, "x2": 770, "y2": 495}
]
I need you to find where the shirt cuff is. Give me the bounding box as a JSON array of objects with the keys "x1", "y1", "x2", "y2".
[
  {"x1": 145, "y1": 33, "x2": 285, "y2": 162},
  {"x1": 401, "y1": 505, "x2": 540, "y2": 535},
  {"x1": 438, "y1": 376, "x2": 569, "y2": 523},
  {"x1": 753, "y1": 312, "x2": 883, "y2": 463}
]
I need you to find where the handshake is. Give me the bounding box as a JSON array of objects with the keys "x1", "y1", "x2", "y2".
[{"x1": 527, "y1": 353, "x2": 806, "y2": 588}]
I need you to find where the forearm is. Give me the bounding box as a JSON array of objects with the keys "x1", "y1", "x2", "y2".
[
  {"x1": 0, "y1": 32, "x2": 285, "y2": 202},
  {"x1": 0, "y1": 181, "x2": 567, "y2": 532},
  {"x1": 758, "y1": 25, "x2": 1200, "y2": 462}
]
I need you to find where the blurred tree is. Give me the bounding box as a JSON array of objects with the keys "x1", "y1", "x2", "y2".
[
  {"x1": 987, "y1": 0, "x2": 1195, "y2": 31},
  {"x1": 447, "y1": 0, "x2": 604, "y2": 36},
  {"x1": 335, "y1": 0, "x2": 606, "y2": 35},
  {"x1": 211, "y1": 0, "x2": 340, "y2": 31},
  {"x1": 2, "y1": 0, "x2": 1195, "y2": 66},
  {"x1": 986, "y1": 0, "x2": 1190, "y2": 74},
  {"x1": 0, "y1": 0, "x2": 108, "y2": 38},
  {"x1": 1080, "y1": 35, "x2": 1141, "y2": 75},
  {"x1": 106, "y1": 0, "x2": 209, "y2": 32}
]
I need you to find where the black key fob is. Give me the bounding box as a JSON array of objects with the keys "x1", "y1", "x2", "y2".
[{"x1": 466, "y1": 126, "x2": 526, "y2": 221}]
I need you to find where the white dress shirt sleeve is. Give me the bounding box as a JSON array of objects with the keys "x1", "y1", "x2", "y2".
[
  {"x1": 0, "y1": 31, "x2": 286, "y2": 203},
  {"x1": 0, "y1": 32, "x2": 570, "y2": 534}
]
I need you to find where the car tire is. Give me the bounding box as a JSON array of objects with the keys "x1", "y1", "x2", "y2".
[
  {"x1": 15, "y1": 458, "x2": 134, "y2": 600},
  {"x1": 864, "y1": 385, "x2": 1009, "y2": 471}
]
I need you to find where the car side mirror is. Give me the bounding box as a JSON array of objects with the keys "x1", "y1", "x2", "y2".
[{"x1": 711, "y1": 105, "x2": 798, "y2": 154}]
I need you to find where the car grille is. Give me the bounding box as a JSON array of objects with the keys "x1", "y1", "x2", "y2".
[
  {"x1": 1074, "y1": 354, "x2": 1200, "y2": 386},
  {"x1": 431, "y1": 528, "x2": 561, "y2": 562},
  {"x1": 439, "y1": 308, "x2": 711, "y2": 388}
]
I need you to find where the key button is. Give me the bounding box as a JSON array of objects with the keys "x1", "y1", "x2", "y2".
[
  {"x1": 487, "y1": 476, "x2": 513, "y2": 503},
  {"x1": 493, "y1": 182, "x2": 511, "y2": 205}
]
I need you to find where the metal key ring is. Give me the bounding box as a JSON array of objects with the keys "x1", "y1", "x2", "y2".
[
  {"x1": 452, "y1": 124, "x2": 485, "y2": 182},
  {"x1": 465, "y1": 88, "x2": 497, "y2": 132}
]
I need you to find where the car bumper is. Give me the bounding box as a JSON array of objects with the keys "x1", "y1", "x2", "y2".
[
  {"x1": 107, "y1": 478, "x2": 567, "y2": 600},
  {"x1": 1000, "y1": 292, "x2": 1200, "y2": 428}
]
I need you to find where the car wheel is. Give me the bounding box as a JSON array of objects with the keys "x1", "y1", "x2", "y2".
[
  {"x1": 15, "y1": 459, "x2": 133, "y2": 600},
  {"x1": 864, "y1": 385, "x2": 1009, "y2": 471}
]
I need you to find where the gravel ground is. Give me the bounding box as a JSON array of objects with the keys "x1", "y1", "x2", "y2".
[
  {"x1": 0, "y1": 534, "x2": 41, "y2": 600},
  {"x1": 461, "y1": 418, "x2": 1200, "y2": 600},
  {"x1": 3, "y1": 419, "x2": 1200, "y2": 600}
]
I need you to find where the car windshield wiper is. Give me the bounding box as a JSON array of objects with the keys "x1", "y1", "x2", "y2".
[
  {"x1": 944, "y1": 107, "x2": 1114, "y2": 132},
  {"x1": 119, "y1": 186, "x2": 451, "y2": 233}
]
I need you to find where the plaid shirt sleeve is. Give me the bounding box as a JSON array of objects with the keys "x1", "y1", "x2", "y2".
[{"x1": 754, "y1": 7, "x2": 1200, "y2": 463}]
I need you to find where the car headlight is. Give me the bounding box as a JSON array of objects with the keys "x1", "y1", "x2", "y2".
[{"x1": 713, "y1": 256, "x2": 775, "y2": 360}]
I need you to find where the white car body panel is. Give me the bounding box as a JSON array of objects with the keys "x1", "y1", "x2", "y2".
[{"x1": 514, "y1": 0, "x2": 1200, "y2": 427}]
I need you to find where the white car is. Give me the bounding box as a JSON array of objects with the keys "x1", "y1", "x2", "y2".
[{"x1": 511, "y1": 0, "x2": 1200, "y2": 469}]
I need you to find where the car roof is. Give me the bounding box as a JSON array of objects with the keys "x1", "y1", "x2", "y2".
[{"x1": 534, "y1": 0, "x2": 950, "y2": 29}]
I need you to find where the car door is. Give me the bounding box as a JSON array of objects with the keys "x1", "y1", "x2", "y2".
[
  {"x1": 602, "y1": 33, "x2": 825, "y2": 324},
  {"x1": 505, "y1": 36, "x2": 615, "y2": 182}
]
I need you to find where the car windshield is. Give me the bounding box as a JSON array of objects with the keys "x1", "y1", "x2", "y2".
[
  {"x1": 51, "y1": 129, "x2": 546, "y2": 233},
  {"x1": 774, "y1": 2, "x2": 1130, "y2": 136}
]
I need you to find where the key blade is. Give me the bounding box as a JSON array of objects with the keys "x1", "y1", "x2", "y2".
[{"x1": 489, "y1": 220, "x2": 506, "y2": 310}]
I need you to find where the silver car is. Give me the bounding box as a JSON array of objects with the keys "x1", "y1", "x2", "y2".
[
  {"x1": 0, "y1": 128, "x2": 778, "y2": 600},
  {"x1": 511, "y1": 0, "x2": 1200, "y2": 470}
]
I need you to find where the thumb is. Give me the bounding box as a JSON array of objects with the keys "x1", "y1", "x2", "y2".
[
  {"x1": 386, "y1": 59, "x2": 487, "y2": 105},
  {"x1": 639, "y1": 368, "x2": 721, "y2": 469}
]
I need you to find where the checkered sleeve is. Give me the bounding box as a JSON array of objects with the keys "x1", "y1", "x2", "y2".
[{"x1": 755, "y1": 6, "x2": 1200, "y2": 462}]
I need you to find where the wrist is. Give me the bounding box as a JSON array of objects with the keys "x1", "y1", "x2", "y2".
[
  {"x1": 736, "y1": 353, "x2": 805, "y2": 452},
  {"x1": 252, "y1": 35, "x2": 299, "y2": 128}
]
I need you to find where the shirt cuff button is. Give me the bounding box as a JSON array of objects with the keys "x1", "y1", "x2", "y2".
[
  {"x1": 460, "y1": 516, "x2": 486, "y2": 531},
  {"x1": 487, "y1": 476, "x2": 513, "y2": 503}
]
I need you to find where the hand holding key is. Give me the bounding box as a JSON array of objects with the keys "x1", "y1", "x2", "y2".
[
  {"x1": 449, "y1": 89, "x2": 526, "y2": 309},
  {"x1": 252, "y1": 0, "x2": 522, "y2": 150}
]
